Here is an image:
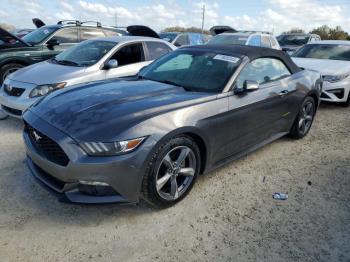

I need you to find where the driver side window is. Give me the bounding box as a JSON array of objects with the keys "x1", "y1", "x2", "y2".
[{"x1": 235, "y1": 58, "x2": 291, "y2": 89}]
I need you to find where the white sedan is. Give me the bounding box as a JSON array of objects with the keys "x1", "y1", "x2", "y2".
[{"x1": 292, "y1": 40, "x2": 350, "y2": 106}]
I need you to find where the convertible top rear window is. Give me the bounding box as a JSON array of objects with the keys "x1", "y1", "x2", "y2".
[{"x1": 141, "y1": 49, "x2": 241, "y2": 92}]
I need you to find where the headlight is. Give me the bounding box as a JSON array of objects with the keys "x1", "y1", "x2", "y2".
[
  {"x1": 323, "y1": 74, "x2": 349, "y2": 83},
  {"x1": 29, "y1": 82, "x2": 66, "y2": 98},
  {"x1": 79, "y1": 137, "x2": 146, "y2": 156}
]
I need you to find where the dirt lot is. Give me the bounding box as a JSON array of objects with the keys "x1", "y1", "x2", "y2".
[{"x1": 0, "y1": 103, "x2": 349, "y2": 262}]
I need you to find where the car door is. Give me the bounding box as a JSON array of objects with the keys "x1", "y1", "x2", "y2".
[
  {"x1": 222, "y1": 58, "x2": 293, "y2": 157},
  {"x1": 41, "y1": 27, "x2": 79, "y2": 60},
  {"x1": 104, "y1": 42, "x2": 149, "y2": 79}
]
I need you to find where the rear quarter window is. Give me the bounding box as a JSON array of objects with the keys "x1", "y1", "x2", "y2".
[
  {"x1": 146, "y1": 42, "x2": 173, "y2": 60},
  {"x1": 80, "y1": 28, "x2": 105, "y2": 41},
  {"x1": 51, "y1": 28, "x2": 79, "y2": 43},
  {"x1": 261, "y1": 36, "x2": 271, "y2": 48}
]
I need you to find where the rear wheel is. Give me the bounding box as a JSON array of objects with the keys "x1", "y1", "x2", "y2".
[
  {"x1": 289, "y1": 96, "x2": 316, "y2": 139},
  {"x1": 142, "y1": 136, "x2": 201, "y2": 208},
  {"x1": 0, "y1": 63, "x2": 24, "y2": 84}
]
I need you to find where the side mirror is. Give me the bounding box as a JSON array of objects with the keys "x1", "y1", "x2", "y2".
[
  {"x1": 104, "y1": 59, "x2": 119, "y2": 70},
  {"x1": 234, "y1": 80, "x2": 259, "y2": 95},
  {"x1": 46, "y1": 39, "x2": 60, "y2": 47},
  {"x1": 244, "y1": 80, "x2": 259, "y2": 91}
]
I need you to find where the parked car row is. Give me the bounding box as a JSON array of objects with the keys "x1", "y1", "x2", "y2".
[
  {"x1": 0, "y1": 20, "x2": 347, "y2": 208},
  {"x1": 277, "y1": 33, "x2": 321, "y2": 54},
  {"x1": 0, "y1": 36, "x2": 175, "y2": 117}
]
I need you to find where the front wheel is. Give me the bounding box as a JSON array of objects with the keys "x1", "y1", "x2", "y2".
[
  {"x1": 0, "y1": 108, "x2": 9, "y2": 120},
  {"x1": 142, "y1": 136, "x2": 201, "y2": 208},
  {"x1": 0, "y1": 63, "x2": 24, "y2": 84},
  {"x1": 289, "y1": 96, "x2": 316, "y2": 139}
]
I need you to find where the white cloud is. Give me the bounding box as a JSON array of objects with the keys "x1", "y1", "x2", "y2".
[
  {"x1": 0, "y1": 10, "x2": 9, "y2": 18},
  {"x1": 60, "y1": 2, "x2": 74, "y2": 12},
  {"x1": 223, "y1": 0, "x2": 350, "y2": 34},
  {"x1": 2, "y1": 0, "x2": 350, "y2": 35},
  {"x1": 55, "y1": 11, "x2": 75, "y2": 21}
]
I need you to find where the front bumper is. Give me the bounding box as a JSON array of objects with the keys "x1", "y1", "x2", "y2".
[
  {"x1": 23, "y1": 111, "x2": 155, "y2": 204},
  {"x1": 320, "y1": 80, "x2": 350, "y2": 103},
  {"x1": 0, "y1": 80, "x2": 38, "y2": 118}
]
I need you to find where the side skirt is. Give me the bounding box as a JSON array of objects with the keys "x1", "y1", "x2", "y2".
[{"x1": 203, "y1": 131, "x2": 289, "y2": 174}]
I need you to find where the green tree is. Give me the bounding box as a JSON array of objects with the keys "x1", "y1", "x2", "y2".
[
  {"x1": 162, "y1": 26, "x2": 210, "y2": 35},
  {"x1": 0, "y1": 23, "x2": 15, "y2": 32},
  {"x1": 282, "y1": 28, "x2": 305, "y2": 34},
  {"x1": 310, "y1": 25, "x2": 349, "y2": 40}
]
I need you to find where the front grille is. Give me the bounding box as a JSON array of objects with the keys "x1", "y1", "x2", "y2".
[
  {"x1": 24, "y1": 122, "x2": 69, "y2": 166},
  {"x1": 3, "y1": 84, "x2": 25, "y2": 97},
  {"x1": 1, "y1": 105, "x2": 22, "y2": 116}
]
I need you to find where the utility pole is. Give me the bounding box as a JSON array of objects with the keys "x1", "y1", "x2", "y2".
[
  {"x1": 115, "y1": 10, "x2": 118, "y2": 27},
  {"x1": 201, "y1": 5, "x2": 205, "y2": 34}
]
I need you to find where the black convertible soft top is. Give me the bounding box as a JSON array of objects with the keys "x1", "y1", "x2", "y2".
[{"x1": 184, "y1": 44, "x2": 301, "y2": 74}]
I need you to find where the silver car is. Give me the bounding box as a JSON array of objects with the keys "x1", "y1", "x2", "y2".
[
  {"x1": 0, "y1": 36, "x2": 175, "y2": 118},
  {"x1": 207, "y1": 32, "x2": 281, "y2": 50}
]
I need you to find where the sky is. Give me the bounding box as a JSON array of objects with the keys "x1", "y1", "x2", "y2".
[{"x1": 1, "y1": 0, "x2": 350, "y2": 35}]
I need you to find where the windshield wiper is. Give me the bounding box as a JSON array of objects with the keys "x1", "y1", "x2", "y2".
[
  {"x1": 160, "y1": 80, "x2": 194, "y2": 91},
  {"x1": 159, "y1": 80, "x2": 182, "y2": 87},
  {"x1": 55, "y1": 59, "x2": 80, "y2": 66}
]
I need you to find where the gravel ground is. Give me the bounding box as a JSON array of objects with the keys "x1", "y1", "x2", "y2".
[{"x1": 0, "y1": 103, "x2": 349, "y2": 262}]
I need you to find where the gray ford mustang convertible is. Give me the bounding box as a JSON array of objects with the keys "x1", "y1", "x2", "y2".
[{"x1": 23, "y1": 45, "x2": 322, "y2": 207}]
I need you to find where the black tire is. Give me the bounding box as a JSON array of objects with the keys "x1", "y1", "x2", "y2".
[
  {"x1": 0, "y1": 109, "x2": 9, "y2": 120},
  {"x1": 0, "y1": 63, "x2": 24, "y2": 84},
  {"x1": 289, "y1": 96, "x2": 316, "y2": 139},
  {"x1": 142, "y1": 136, "x2": 201, "y2": 208}
]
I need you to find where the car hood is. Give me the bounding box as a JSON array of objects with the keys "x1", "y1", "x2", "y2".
[
  {"x1": 127, "y1": 25, "x2": 159, "y2": 38},
  {"x1": 32, "y1": 18, "x2": 45, "y2": 28},
  {"x1": 28, "y1": 79, "x2": 214, "y2": 141},
  {"x1": 209, "y1": 26, "x2": 237, "y2": 36},
  {"x1": 0, "y1": 27, "x2": 30, "y2": 49},
  {"x1": 292, "y1": 57, "x2": 350, "y2": 75},
  {"x1": 8, "y1": 60, "x2": 87, "y2": 85}
]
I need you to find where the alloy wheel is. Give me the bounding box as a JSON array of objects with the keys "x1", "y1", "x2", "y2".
[
  {"x1": 3, "y1": 67, "x2": 21, "y2": 82},
  {"x1": 156, "y1": 146, "x2": 197, "y2": 201},
  {"x1": 298, "y1": 100, "x2": 314, "y2": 135}
]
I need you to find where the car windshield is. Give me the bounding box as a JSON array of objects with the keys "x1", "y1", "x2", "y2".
[
  {"x1": 159, "y1": 33, "x2": 178, "y2": 42},
  {"x1": 207, "y1": 34, "x2": 248, "y2": 45},
  {"x1": 141, "y1": 49, "x2": 241, "y2": 92},
  {"x1": 23, "y1": 26, "x2": 57, "y2": 45},
  {"x1": 277, "y1": 35, "x2": 310, "y2": 46},
  {"x1": 54, "y1": 40, "x2": 117, "y2": 67},
  {"x1": 292, "y1": 44, "x2": 350, "y2": 61}
]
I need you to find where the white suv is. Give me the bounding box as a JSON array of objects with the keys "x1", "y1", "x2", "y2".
[{"x1": 207, "y1": 31, "x2": 281, "y2": 50}]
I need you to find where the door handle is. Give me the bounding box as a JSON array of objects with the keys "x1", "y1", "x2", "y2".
[{"x1": 279, "y1": 90, "x2": 289, "y2": 96}]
